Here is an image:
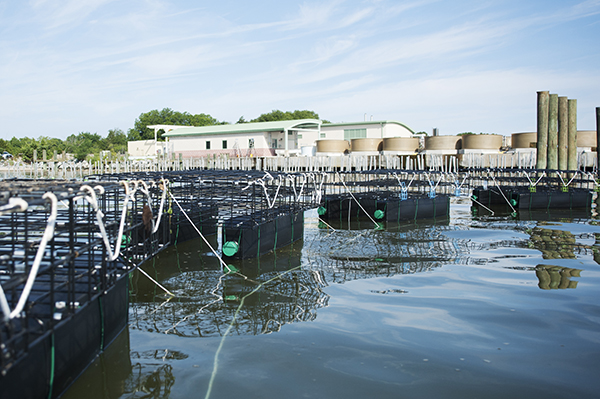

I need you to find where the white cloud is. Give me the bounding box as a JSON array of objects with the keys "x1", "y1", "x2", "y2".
[{"x1": 0, "y1": 0, "x2": 598, "y2": 139}]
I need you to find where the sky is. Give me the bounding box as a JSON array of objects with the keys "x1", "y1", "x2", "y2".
[{"x1": 0, "y1": 0, "x2": 599, "y2": 140}]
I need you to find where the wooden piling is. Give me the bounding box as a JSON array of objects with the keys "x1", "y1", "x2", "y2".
[
  {"x1": 558, "y1": 96, "x2": 568, "y2": 170},
  {"x1": 536, "y1": 91, "x2": 549, "y2": 169},
  {"x1": 567, "y1": 99, "x2": 577, "y2": 171},
  {"x1": 547, "y1": 94, "x2": 558, "y2": 170}
]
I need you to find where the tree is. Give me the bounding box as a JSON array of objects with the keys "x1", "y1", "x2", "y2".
[
  {"x1": 128, "y1": 108, "x2": 222, "y2": 141},
  {"x1": 106, "y1": 128, "x2": 128, "y2": 154},
  {"x1": 250, "y1": 110, "x2": 322, "y2": 123},
  {"x1": 65, "y1": 132, "x2": 106, "y2": 161}
]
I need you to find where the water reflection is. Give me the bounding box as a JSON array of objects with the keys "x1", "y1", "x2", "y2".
[
  {"x1": 125, "y1": 360, "x2": 176, "y2": 398},
  {"x1": 60, "y1": 329, "x2": 131, "y2": 399},
  {"x1": 535, "y1": 265, "x2": 582, "y2": 289},
  {"x1": 128, "y1": 218, "x2": 483, "y2": 338},
  {"x1": 60, "y1": 328, "x2": 180, "y2": 399},
  {"x1": 130, "y1": 239, "x2": 329, "y2": 337}
]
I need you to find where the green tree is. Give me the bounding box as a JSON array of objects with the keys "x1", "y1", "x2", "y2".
[
  {"x1": 128, "y1": 108, "x2": 222, "y2": 141},
  {"x1": 65, "y1": 132, "x2": 106, "y2": 161},
  {"x1": 105, "y1": 128, "x2": 128, "y2": 154},
  {"x1": 250, "y1": 110, "x2": 322, "y2": 122}
]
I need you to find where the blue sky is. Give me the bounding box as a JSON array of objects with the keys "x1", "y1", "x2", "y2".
[{"x1": 0, "y1": 0, "x2": 598, "y2": 140}]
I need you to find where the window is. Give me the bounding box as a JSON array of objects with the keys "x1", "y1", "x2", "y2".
[
  {"x1": 271, "y1": 139, "x2": 277, "y2": 149},
  {"x1": 297, "y1": 134, "x2": 303, "y2": 139},
  {"x1": 344, "y1": 129, "x2": 367, "y2": 140},
  {"x1": 206, "y1": 141, "x2": 211, "y2": 150},
  {"x1": 319, "y1": 133, "x2": 326, "y2": 139},
  {"x1": 222, "y1": 140, "x2": 227, "y2": 149},
  {"x1": 249, "y1": 138, "x2": 255, "y2": 148}
]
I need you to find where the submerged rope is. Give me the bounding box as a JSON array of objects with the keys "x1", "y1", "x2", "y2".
[{"x1": 204, "y1": 265, "x2": 302, "y2": 399}]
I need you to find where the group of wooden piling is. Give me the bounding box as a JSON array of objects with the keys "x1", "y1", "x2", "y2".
[{"x1": 536, "y1": 91, "x2": 578, "y2": 170}]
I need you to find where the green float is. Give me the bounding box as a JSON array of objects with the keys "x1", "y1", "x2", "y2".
[{"x1": 222, "y1": 241, "x2": 239, "y2": 257}]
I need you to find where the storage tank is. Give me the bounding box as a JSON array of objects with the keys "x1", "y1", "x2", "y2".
[
  {"x1": 350, "y1": 138, "x2": 383, "y2": 152},
  {"x1": 382, "y1": 137, "x2": 419, "y2": 152},
  {"x1": 300, "y1": 146, "x2": 316, "y2": 156},
  {"x1": 577, "y1": 130, "x2": 596, "y2": 148},
  {"x1": 316, "y1": 139, "x2": 350, "y2": 154},
  {"x1": 425, "y1": 135, "x2": 461, "y2": 150},
  {"x1": 461, "y1": 134, "x2": 502, "y2": 150},
  {"x1": 511, "y1": 132, "x2": 536, "y2": 148}
]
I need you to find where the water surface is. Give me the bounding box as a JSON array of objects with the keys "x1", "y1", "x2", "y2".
[{"x1": 63, "y1": 198, "x2": 600, "y2": 399}]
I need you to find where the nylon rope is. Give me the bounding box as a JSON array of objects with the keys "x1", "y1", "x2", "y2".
[
  {"x1": 0, "y1": 192, "x2": 58, "y2": 321},
  {"x1": 336, "y1": 172, "x2": 379, "y2": 228},
  {"x1": 204, "y1": 265, "x2": 302, "y2": 399},
  {"x1": 169, "y1": 191, "x2": 229, "y2": 269},
  {"x1": 488, "y1": 173, "x2": 516, "y2": 213}
]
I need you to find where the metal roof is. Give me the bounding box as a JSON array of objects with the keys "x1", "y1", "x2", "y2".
[
  {"x1": 162, "y1": 119, "x2": 321, "y2": 137},
  {"x1": 322, "y1": 120, "x2": 415, "y2": 134}
]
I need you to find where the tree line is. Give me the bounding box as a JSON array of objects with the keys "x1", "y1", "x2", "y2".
[{"x1": 0, "y1": 108, "x2": 323, "y2": 162}]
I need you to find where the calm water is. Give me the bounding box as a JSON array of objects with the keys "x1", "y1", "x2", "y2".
[{"x1": 63, "y1": 198, "x2": 600, "y2": 399}]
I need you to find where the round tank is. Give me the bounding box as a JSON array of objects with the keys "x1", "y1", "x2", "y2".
[
  {"x1": 511, "y1": 132, "x2": 536, "y2": 148},
  {"x1": 425, "y1": 135, "x2": 461, "y2": 150},
  {"x1": 316, "y1": 139, "x2": 350, "y2": 153},
  {"x1": 382, "y1": 137, "x2": 419, "y2": 152},
  {"x1": 300, "y1": 146, "x2": 316, "y2": 156},
  {"x1": 577, "y1": 130, "x2": 596, "y2": 147},
  {"x1": 351, "y1": 138, "x2": 383, "y2": 152},
  {"x1": 461, "y1": 134, "x2": 502, "y2": 150}
]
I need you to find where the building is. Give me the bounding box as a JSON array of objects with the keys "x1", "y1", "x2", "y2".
[
  {"x1": 319, "y1": 120, "x2": 414, "y2": 142},
  {"x1": 127, "y1": 119, "x2": 416, "y2": 159},
  {"x1": 162, "y1": 119, "x2": 322, "y2": 157}
]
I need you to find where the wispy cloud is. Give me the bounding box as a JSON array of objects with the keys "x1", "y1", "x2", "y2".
[{"x1": 0, "y1": 0, "x2": 598, "y2": 138}]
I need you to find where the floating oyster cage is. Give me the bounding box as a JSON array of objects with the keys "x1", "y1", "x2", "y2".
[{"x1": 0, "y1": 178, "x2": 170, "y2": 399}]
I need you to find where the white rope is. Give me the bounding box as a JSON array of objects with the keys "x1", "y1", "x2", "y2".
[
  {"x1": 336, "y1": 172, "x2": 379, "y2": 228},
  {"x1": 168, "y1": 191, "x2": 229, "y2": 269},
  {"x1": 0, "y1": 193, "x2": 58, "y2": 321},
  {"x1": 556, "y1": 170, "x2": 578, "y2": 188},
  {"x1": 152, "y1": 178, "x2": 169, "y2": 234},
  {"x1": 0, "y1": 197, "x2": 28, "y2": 216},
  {"x1": 109, "y1": 181, "x2": 138, "y2": 261},
  {"x1": 488, "y1": 173, "x2": 516, "y2": 213},
  {"x1": 135, "y1": 266, "x2": 174, "y2": 297},
  {"x1": 204, "y1": 265, "x2": 302, "y2": 399},
  {"x1": 521, "y1": 171, "x2": 546, "y2": 187},
  {"x1": 468, "y1": 194, "x2": 495, "y2": 215}
]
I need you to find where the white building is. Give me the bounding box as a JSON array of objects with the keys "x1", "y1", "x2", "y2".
[
  {"x1": 319, "y1": 120, "x2": 414, "y2": 142},
  {"x1": 130, "y1": 119, "x2": 415, "y2": 158},
  {"x1": 162, "y1": 119, "x2": 321, "y2": 157}
]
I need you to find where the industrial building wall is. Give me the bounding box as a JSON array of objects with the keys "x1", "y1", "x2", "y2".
[
  {"x1": 320, "y1": 122, "x2": 412, "y2": 141},
  {"x1": 127, "y1": 140, "x2": 156, "y2": 158},
  {"x1": 167, "y1": 132, "x2": 274, "y2": 158}
]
